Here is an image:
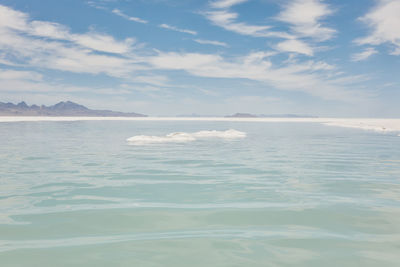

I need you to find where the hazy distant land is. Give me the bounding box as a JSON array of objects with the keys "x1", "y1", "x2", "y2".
[
  {"x1": 1, "y1": 101, "x2": 316, "y2": 118},
  {"x1": 176, "y1": 113, "x2": 317, "y2": 118},
  {"x1": 225, "y1": 113, "x2": 317, "y2": 118},
  {"x1": 0, "y1": 101, "x2": 147, "y2": 117}
]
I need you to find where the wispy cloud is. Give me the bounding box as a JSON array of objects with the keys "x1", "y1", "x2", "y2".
[
  {"x1": 128, "y1": 75, "x2": 170, "y2": 87},
  {"x1": 159, "y1": 24, "x2": 197, "y2": 35},
  {"x1": 355, "y1": 0, "x2": 400, "y2": 55},
  {"x1": 0, "y1": 4, "x2": 142, "y2": 77},
  {"x1": 203, "y1": 0, "x2": 333, "y2": 57},
  {"x1": 209, "y1": 0, "x2": 248, "y2": 9},
  {"x1": 0, "y1": 69, "x2": 43, "y2": 82},
  {"x1": 0, "y1": 5, "x2": 136, "y2": 54},
  {"x1": 275, "y1": 39, "x2": 314, "y2": 56},
  {"x1": 147, "y1": 51, "x2": 365, "y2": 102},
  {"x1": 112, "y1": 8, "x2": 148, "y2": 24},
  {"x1": 276, "y1": 0, "x2": 336, "y2": 41},
  {"x1": 86, "y1": 0, "x2": 108, "y2": 10},
  {"x1": 351, "y1": 47, "x2": 378, "y2": 62},
  {"x1": 0, "y1": 4, "x2": 371, "y2": 106},
  {"x1": 194, "y1": 39, "x2": 228, "y2": 47},
  {"x1": 204, "y1": 10, "x2": 291, "y2": 38}
]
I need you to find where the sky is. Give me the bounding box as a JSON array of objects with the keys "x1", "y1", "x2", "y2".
[{"x1": 0, "y1": 0, "x2": 399, "y2": 117}]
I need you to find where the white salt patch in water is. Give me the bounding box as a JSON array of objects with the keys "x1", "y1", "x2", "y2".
[
  {"x1": 127, "y1": 129, "x2": 246, "y2": 145},
  {"x1": 192, "y1": 129, "x2": 246, "y2": 139},
  {"x1": 322, "y1": 119, "x2": 400, "y2": 134},
  {"x1": 127, "y1": 133, "x2": 195, "y2": 144}
]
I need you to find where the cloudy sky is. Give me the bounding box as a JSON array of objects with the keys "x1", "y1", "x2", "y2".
[{"x1": 0, "y1": 0, "x2": 399, "y2": 116}]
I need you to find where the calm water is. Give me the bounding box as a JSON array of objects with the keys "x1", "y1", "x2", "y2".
[{"x1": 1, "y1": 120, "x2": 400, "y2": 266}]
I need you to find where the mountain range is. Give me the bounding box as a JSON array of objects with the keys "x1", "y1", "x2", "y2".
[{"x1": 0, "y1": 101, "x2": 147, "y2": 117}]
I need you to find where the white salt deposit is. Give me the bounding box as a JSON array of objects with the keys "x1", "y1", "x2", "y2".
[
  {"x1": 126, "y1": 129, "x2": 246, "y2": 145},
  {"x1": 321, "y1": 119, "x2": 400, "y2": 133},
  {"x1": 192, "y1": 129, "x2": 247, "y2": 139}
]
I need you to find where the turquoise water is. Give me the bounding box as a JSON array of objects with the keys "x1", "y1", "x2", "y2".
[{"x1": 1, "y1": 120, "x2": 400, "y2": 266}]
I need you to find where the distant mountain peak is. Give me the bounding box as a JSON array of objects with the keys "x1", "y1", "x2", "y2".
[
  {"x1": 0, "y1": 101, "x2": 146, "y2": 117},
  {"x1": 17, "y1": 101, "x2": 28, "y2": 108},
  {"x1": 50, "y1": 101, "x2": 88, "y2": 111}
]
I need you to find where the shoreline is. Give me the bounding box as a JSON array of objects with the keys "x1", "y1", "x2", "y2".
[{"x1": 1, "y1": 116, "x2": 400, "y2": 134}]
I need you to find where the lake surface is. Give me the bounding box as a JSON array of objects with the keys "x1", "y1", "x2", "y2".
[{"x1": 1, "y1": 120, "x2": 400, "y2": 266}]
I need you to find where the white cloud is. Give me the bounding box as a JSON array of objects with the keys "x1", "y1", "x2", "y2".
[
  {"x1": 159, "y1": 24, "x2": 197, "y2": 35},
  {"x1": 0, "y1": 4, "x2": 369, "y2": 105},
  {"x1": 0, "y1": 5, "x2": 136, "y2": 55},
  {"x1": 0, "y1": 4, "x2": 144, "y2": 78},
  {"x1": 148, "y1": 52, "x2": 221, "y2": 70},
  {"x1": 209, "y1": 0, "x2": 248, "y2": 9},
  {"x1": 276, "y1": 39, "x2": 314, "y2": 56},
  {"x1": 351, "y1": 47, "x2": 378, "y2": 62},
  {"x1": 276, "y1": 0, "x2": 336, "y2": 41},
  {"x1": 0, "y1": 73, "x2": 138, "y2": 96},
  {"x1": 0, "y1": 69, "x2": 43, "y2": 81},
  {"x1": 28, "y1": 21, "x2": 69, "y2": 40},
  {"x1": 112, "y1": 8, "x2": 148, "y2": 24},
  {"x1": 128, "y1": 75, "x2": 170, "y2": 87},
  {"x1": 148, "y1": 51, "x2": 364, "y2": 101},
  {"x1": 0, "y1": 30, "x2": 141, "y2": 77},
  {"x1": 194, "y1": 39, "x2": 228, "y2": 47},
  {"x1": 70, "y1": 33, "x2": 136, "y2": 54},
  {"x1": 0, "y1": 5, "x2": 28, "y2": 31},
  {"x1": 204, "y1": 10, "x2": 291, "y2": 38},
  {"x1": 355, "y1": 0, "x2": 400, "y2": 55},
  {"x1": 86, "y1": 1, "x2": 108, "y2": 11},
  {"x1": 203, "y1": 0, "x2": 336, "y2": 57},
  {"x1": 121, "y1": 83, "x2": 162, "y2": 93}
]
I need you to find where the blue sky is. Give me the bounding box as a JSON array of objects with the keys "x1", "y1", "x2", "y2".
[{"x1": 0, "y1": 0, "x2": 399, "y2": 116}]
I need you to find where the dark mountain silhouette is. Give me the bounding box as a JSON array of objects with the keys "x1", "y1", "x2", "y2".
[{"x1": 0, "y1": 101, "x2": 147, "y2": 117}]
